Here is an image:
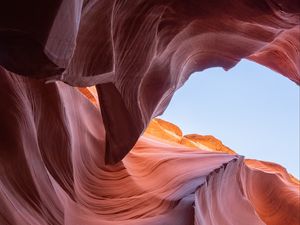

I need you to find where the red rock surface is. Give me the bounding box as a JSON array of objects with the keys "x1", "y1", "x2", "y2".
[
  {"x1": 1, "y1": 0, "x2": 299, "y2": 162},
  {"x1": 0, "y1": 67, "x2": 299, "y2": 224},
  {"x1": 0, "y1": 1, "x2": 299, "y2": 224}
]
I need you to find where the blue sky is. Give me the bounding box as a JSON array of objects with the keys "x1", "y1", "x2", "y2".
[{"x1": 158, "y1": 59, "x2": 300, "y2": 178}]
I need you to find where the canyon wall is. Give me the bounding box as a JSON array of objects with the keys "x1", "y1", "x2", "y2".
[{"x1": 0, "y1": 0, "x2": 299, "y2": 224}]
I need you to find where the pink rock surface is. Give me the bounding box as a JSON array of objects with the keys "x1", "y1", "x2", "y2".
[
  {"x1": 1, "y1": 0, "x2": 299, "y2": 162},
  {"x1": 0, "y1": 1, "x2": 299, "y2": 224},
  {"x1": 0, "y1": 68, "x2": 299, "y2": 224}
]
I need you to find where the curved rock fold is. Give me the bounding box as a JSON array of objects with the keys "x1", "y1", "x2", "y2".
[
  {"x1": 1, "y1": 0, "x2": 299, "y2": 162},
  {"x1": 0, "y1": 0, "x2": 299, "y2": 224}
]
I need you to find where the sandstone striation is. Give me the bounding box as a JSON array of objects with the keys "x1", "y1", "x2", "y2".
[
  {"x1": 1, "y1": 0, "x2": 299, "y2": 162},
  {"x1": 0, "y1": 0, "x2": 299, "y2": 224}
]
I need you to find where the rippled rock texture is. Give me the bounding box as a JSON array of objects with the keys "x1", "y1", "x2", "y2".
[
  {"x1": 1, "y1": 0, "x2": 300, "y2": 163},
  {"x1": 0, "y1": 0, "x2": 299, "y2": 224}
]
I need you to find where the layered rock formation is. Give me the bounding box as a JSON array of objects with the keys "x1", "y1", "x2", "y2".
[
  {"x1": 0, "y1": 69, "x2": 299, "y2": 225},
  {"x1": 1, "y1": 0, "x2": 300, "y2": 163},
  {"x1": 0, "y1": 0, "x2": 300, "y2": 224}
]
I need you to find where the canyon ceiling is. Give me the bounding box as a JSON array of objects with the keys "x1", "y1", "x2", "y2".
[{"x1": 0, "y1": 0, "x2": 299, "y2": 224}]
